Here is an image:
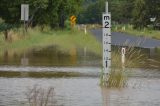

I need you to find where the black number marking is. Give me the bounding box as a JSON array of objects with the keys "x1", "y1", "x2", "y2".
[
  {"x1": 105, "y1": 21, "x2": 109, "y2": 28},
  {"x1": 106, "y1": 61, "x2": 107, "y2": 67}
]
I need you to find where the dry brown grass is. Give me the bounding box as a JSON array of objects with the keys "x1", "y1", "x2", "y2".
[{"x1": 26, "y1": 85, "x2": 56, "y2": 106}]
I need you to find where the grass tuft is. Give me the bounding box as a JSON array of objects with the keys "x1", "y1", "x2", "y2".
[
  {"x1": 26, "y1": 85, "x2": 55, "y2": 106},
  {"x1": 106, "y1": 69, "x2": 127, "y2": 88},
  {"x1": 101, "y1": 46, "x2": 147, "y2": 88}
]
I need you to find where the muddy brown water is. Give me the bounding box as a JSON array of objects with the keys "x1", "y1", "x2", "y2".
[
  {"x1": 0, "y1": 77, "x2": 160, "y2": 106},
  {"x1": 0, "y1": 46, "x2": 101, "y2": 66},
  {"x1": 0, "y1": 46, "x2": 160, "y2": 106}
]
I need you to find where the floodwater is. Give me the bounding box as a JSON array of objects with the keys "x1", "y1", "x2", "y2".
[
  {"x1": 1, "y1": 76, "x2": 160, "y2": 106},
  {"x1": 0, "y1": 46, "x2": 160, "y2": 106},
  {"x1": 0, "y1": 46, "x2": 101, "y2": 66}
]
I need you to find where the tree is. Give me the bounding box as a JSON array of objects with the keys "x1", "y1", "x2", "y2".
[
  {"x1": 0, "y1": 0, "x2": 21, "y2": 40},
  {"x1": 132, "y1": 0, "x2": 149, "y2": 29},
  {"x1": 78, "y1": 0, "x2": 105, "y2": 24},
  {"x1": 0, "y1": 0, "x2": 82, "y2": 29},
  {"x1": 109, "y1": 0, "x2": 134, "y2": 24},
  {"x1": 0, "y1": 23, "x2": 13, "y2": 41},
  {"x1": 145, "y1": 0, "x2": 160, "y2": 23},
  {"x1": 47, "y1": 0, "x2": 60, "y2": 28},
  {"x1": 78, "y1": 0, "x2": 134, "y2": 24},
  {"x1": 57, "y1": 0, "x2": 82, "y2": 28},
  {"x1": 0, "y1": 0, "x2": 21, "y2": 24},
  {"x1": 132, "y1": 0, "x2": 160, "y2": 29}
]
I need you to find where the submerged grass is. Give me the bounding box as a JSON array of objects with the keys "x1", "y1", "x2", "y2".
[
  {"x1": 106, "y1": 69, "x2": 127, "y2": 88},
  {"x1": 0, "y1": 27, "x2": 101, "y2": 56}
]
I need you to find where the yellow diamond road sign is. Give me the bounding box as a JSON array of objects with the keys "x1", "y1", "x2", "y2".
[
  {"x1": 70, "y1": 15, "x2": 76, "y2": 27},
  {"x1": 70, "y1": 15, "x2": 76, "y2": 22}
]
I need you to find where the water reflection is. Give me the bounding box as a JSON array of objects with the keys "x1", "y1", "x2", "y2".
[
  {"x1": 0, "y1": 46, "x2": 160, "y2": 68},
  {"x1": 149, "y1": 48, "x2": 156, "y2": 57},
  {"x1": 0, "y1": 46, "x2": 101, "y2": 66},
  {"x1": 21, "y1": 53, "x2": 29, "y2": 66},
  {"x1": 3, "y1": 50, "x2": 9, "y2": 63},
  {"x1": 69, "y1": 47, "x2": 77, "y2": 65}
]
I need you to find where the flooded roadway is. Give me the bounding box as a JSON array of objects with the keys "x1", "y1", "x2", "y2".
[
  {"x1": 1, "y1": 76, "x2": 160, "y2": 106},
  {"x1": 0, "y1": 46, "x2": 160, "y2": 106}
]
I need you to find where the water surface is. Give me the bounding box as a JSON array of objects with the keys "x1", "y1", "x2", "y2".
[
  {"x1": 1, "y1": 76, "x2": 160, "y2": 106},
  {"x1": 0, "y1": 46, "x2": 160, "y2": 106}
]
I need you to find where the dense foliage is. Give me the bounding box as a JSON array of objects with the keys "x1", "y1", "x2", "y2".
[
  {"x1": 132, "y1": 0, "x2": 160, "y2": 29},
  {"x1": 79, "y1": 0, "x2": 160, "y2": 29},
  {"x1": 0, "y1": 0, "x2": 160, "y2": 29},
  {"x1": 0, "y1": 0, "x2": 82, "y2": 29}
]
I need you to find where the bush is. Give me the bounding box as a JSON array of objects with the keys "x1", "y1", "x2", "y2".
[{"x1": 65, "y1": 19, "x2": 71, "y2": 30}]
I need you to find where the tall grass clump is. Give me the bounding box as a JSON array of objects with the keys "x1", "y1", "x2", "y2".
[
  {"x1": 106, "y1": 68, "x2": 127, "y2": 88},
  {"x1": 26, "y1": 85, "x2": 56, "y2": 106},
  {"x1": 101, "y1": 46, "x2": 147, "y2": 88}
]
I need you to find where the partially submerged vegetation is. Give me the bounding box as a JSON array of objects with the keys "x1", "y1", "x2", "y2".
[
  {"x1": 101, "y1": 46, "x2": 148, "y2": 88},
  {"x1": 26, "y1": 85, "x2": 55, "y2": 106}
]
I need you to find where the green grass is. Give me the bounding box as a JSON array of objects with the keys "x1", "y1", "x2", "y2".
[
  {"x1": 0, "y1": 27, "x2": 102, "y2": 56},
  {"x1": 112, "y1": 24, "x2": 160, "y2": 39}
]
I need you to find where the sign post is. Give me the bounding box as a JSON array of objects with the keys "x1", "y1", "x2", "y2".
[
  {"x1": 21, "y1": 4, "x2": 29, "y2": 34},
  {"x1": 102, "y1": 2, "x2": 111, "y2": 74}
]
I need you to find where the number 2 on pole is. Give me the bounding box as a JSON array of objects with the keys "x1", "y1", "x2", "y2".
[{"x1": 105, "y1": 21, "x2": 109, "y2": 28}]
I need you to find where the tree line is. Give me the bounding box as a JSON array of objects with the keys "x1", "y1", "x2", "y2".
[
  {"x1": 0, "y1": 0, "x2": 82, "y2": 29},
  {"x1": 0, "y1": 0, "x2": 160, "y2": 30},
  {"x1": 79, "y1": 0, "x2": 160, "y2": 29}
]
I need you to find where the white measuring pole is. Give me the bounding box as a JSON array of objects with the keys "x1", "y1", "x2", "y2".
[
  {"x1": 121, "y1": 47, "x2": 126, "y2": 70},
  {"x1": 102, "y1": 2, "x2": 111, "y2": 74},
  {"x1": 106, "y1": 2, "x2": 108, "y2": 14}
]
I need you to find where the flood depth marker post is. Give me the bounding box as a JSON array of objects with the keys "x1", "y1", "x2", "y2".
[
  {"x1": 21, "y1": 4, "x2": 29, "y2": 35},
  {"x1": 102, "y1": 2, "x2": 111, "y2": 75},
  {"x1": 121, "y1": 47, "x2": 126, "y2": 70}
]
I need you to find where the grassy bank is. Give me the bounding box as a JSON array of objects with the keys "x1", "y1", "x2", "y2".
[
  {"x1": 112, "y1": 24, "x2": 160, "y2": 39},
  {"x1": 0, "y1": 27, "x2": 101, "y2": 56}
]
